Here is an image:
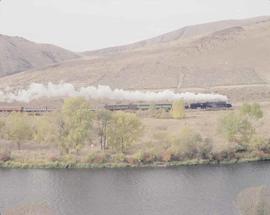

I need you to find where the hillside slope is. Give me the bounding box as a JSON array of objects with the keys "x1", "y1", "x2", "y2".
[
  {"x1": 0, "y1": 17, "x2": 270, "y2": 101},
  {"x1": 0, "y1": 34, "x2": 79, "y2": 77},
  {"x1": 84, "y1": 16, "x2": 269, "y2": 56}
]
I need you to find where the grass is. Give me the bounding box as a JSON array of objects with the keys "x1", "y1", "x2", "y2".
[{"x1": 1, "y1": 156, "x2": 270, "y2": 169}]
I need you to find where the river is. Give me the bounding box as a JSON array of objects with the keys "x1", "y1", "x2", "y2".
[{"x1": 0, "y1": 162, "x2": 269, "y2": 215}]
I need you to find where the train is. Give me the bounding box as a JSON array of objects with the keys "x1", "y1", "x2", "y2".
[
  {"x1": 104, "y1": 101, "x2": 232, "y2": 112},
  {"x1": 0, "y1": 101, "x2": 232, "y2": 114},
  {"x1": 104, "y1": 103, "x2": 172, "y2": 112},
  {"x1": 0, "y1": 106, "x2": 54, "y2": 113}
]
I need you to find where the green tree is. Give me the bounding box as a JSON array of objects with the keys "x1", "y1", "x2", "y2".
[
  {"x1": 171, "y1": 100, "x2": 185, "y2": 119},
  {"x1": 4, "y1": 112, "x2": 33, "y2": 150},
  {"x1": 108, "y1": 112, "x2": 143, "y2": 153},
  {"x1": 219, "y1": 112, "x2": 255, "y2": 145},
  {"x1": 33, "y1": 115, "x2": 57, "y2": 145},
  {"x1": 96, "y1": 110, "x2": 112, "y2": 150},
  {"x1": 240, "y1": 103, "x2": 263, "y2": 120},
  {"x1": 56, "y1": 97, "x2": 94, "y2": 154}
]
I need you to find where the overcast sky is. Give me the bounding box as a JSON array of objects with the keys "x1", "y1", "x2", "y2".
[{"x1": 0, "y1": 0, "x2": 269, "y2": 51}]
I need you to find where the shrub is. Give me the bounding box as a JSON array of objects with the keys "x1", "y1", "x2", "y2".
[
  {"x1": 94, "y1": 153, "x2": 109, "y2": 164},
  {"x1": 254, "y1": 151, "x2": 268, "y2": 160},
  {"x1": 198, "y1": 138, "x2": 213, "y2": 160},
  {"x1": 149, "y1": 148, "x2": 162, "y2": 161},
  {"x1": 61, "y1": 154, "x2": 77, "y2": 165},
  {"x1": 0, "y1": 149, "x2": 11, "y2": 162},
  {"x1": 87, "y1": 152, "x2": 97, "y2": 163},
  {"x1": 139, "y1": 151, "x2": 156, "y2": 164},
  {"x1": 234, "y1": 143, "x2": 248, "y2": 153},
  {"x1": 160, "y1": 149, "x2": 173, "y2": 162},
  {"x1": 126, "y1": 155, "x2": 139, "y2": 165},
  {"x1": 172, "y1": 128, "x2": 202, "y2": 159},
  {"x1": 47, "y1": 152, "x2": 60, "y2": 162},
  {"x1": 131, "y1": 150, "x2": 157, "y2": 164},
  {"x1": 112, "y1": 153, "x2": 126, "y2": 163},
  {"x1": 212, "y1": 146, "x2": 237, "y2": 161},
  {"x1": 87, "y1": 151, "x2": 110, "y2": 164},
  {"x1": 251, "y1": 136, "x2": 270, "y2": 153},
  {"x1": 240, "y1": 103, "x2": 263, "y2": 120}
]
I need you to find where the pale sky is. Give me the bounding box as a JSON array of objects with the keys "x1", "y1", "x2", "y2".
[{"x1": 0, "y1": 0, "x2": 269, "y2": 52}]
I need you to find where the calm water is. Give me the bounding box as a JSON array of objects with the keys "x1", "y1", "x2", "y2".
[{"x1": 0, "y1": 162, "x2": 269, "y2": 215}]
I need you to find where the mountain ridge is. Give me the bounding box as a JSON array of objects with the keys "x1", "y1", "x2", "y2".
[
  {"x1": 1, "y1": 16, "x2": 270, "y2": 101},
  {"x1": 83, "y1": 16, "x2": 270, "y2": 56}
]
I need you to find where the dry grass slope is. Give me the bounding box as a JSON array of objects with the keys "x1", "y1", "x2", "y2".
[
  {"x1": 0, "y1": 16, "x2": 270, "y2": 102},
  {"x1": 0, "y1": 34, "x2": 79, "y2": 77}
]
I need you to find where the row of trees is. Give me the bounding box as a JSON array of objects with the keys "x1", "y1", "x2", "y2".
[
  {"x1": 1, "y1": 99, "x2": 268, "y2": 165},
  {"x1": 0, "y1": 98, "x2": 186, "y2": 154},
  {"x1": 0, "y1": 98, "x2": 144, "y2": 155}
]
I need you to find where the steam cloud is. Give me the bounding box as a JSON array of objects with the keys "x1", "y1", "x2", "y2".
[{"x1": 0, "y1": 82, "x2": 228, "y2": 103}]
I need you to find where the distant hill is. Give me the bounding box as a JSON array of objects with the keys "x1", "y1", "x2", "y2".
[
  {"x1": 83, "y1": 16, "x2": 270, "y2": 56},
  {"x1": 1, "y1": 16, "x2": 270, "y2": 101},
  {"x1": 0, "y1": 34, "x2": 78, "y2": 77}
]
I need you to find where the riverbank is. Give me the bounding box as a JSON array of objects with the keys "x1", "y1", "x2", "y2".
[{"x1": 1, "y1": 156, "x2": 270, "y2": 169}]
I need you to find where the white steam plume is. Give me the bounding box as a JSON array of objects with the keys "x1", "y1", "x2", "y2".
[{"x1": 0, "y1": 82, "x2": 228, "y2": 103}]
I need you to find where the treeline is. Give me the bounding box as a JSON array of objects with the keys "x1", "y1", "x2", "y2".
[
  {"x1": 0, "y1": 98, "x2": 142, "y2": 151},
  {"x1": 121, "y1": 102, "x2": 270, "y2": 165},
  {"x1": 0, "y1": 98, "x2": 269, "y2": 167}
]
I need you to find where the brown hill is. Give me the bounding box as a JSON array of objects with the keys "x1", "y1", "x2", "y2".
[
  {"x1": 84, "y1": 16, "x2": 270, "y2": 57},
  {"x1": 0, "y1": 34, "x2": 79, "y2": 77},
  {"x1": 0, "y1": 16, "x2": 270, "y2": 101}
]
